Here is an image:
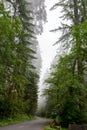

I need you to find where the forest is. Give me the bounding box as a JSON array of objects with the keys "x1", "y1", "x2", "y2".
[
  {"x1": 0, "y1": 0, "x2": 46, "y2": 121},
  {"x1": 0, "y1": 0, "x2": 87, "y2": 129},
  {"x1": 42, "y1": 0, "x2": 87, "y2": 127}
]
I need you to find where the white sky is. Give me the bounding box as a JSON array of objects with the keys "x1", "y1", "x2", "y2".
[
  {"x1": 38, "y1": 0, "x2": 61, "y2": 73},
  {"x1": 37, "y1": 0, "x2": 61, "y2": 89},
  {"x1": 37, "y1": 0, "x2": 62, "y2": 107}
]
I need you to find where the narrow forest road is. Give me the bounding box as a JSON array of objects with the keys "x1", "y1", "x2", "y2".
[{"x1": 0, "y1": 117, "x2": 50, "y2": 130}]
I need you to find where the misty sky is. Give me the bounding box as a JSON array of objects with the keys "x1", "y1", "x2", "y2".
[
  {"x1": 38, "y1": 0, "x2": 61, "y2": 76},
  {"x1": 38, "y1": 0, "x2": 61, "y2": 99}
]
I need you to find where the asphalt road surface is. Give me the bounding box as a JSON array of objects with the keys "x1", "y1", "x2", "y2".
[{"x1": 0, "y1": 117, "x2": 50, "y2": 130}]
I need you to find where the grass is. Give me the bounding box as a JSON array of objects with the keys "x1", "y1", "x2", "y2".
[
  {"x1": 0, "y1": 114, "x2": 35, "y2": 126},
  {"x1": 44, "y1": 125, "x2": 68, "y2": 130}
]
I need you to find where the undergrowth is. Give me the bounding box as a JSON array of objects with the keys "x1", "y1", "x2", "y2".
[{"x1": 0, "y1": 114, "x2": 35, "y2": 126}]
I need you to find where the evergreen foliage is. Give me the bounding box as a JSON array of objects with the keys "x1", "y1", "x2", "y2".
[
  {"x1": 0, "y1": 0, "x2": 39, "y2": 119},
  {"x1": 43, "y1": 0, "x2": 87, "y2": 127}
]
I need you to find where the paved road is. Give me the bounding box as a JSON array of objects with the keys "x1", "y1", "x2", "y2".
[{"x1": 0, "y1": 117, "x2": 50, "y2": 130}]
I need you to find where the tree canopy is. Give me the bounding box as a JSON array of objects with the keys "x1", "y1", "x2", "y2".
[
  {"x1": 0, "y1": 0, "x2": 46, "y2": 119},
  {"x1": 43, "y1": 0, "x2": 87, "y2": 127}
]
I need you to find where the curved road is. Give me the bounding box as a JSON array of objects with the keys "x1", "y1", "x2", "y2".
[{"x1": 0, "y1": 117, "x2": 50, "y2": 130}]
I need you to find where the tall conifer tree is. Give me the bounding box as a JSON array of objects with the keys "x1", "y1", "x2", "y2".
[{"x1": 43, "y1": 0, "x2": 87, "y2": 126}]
